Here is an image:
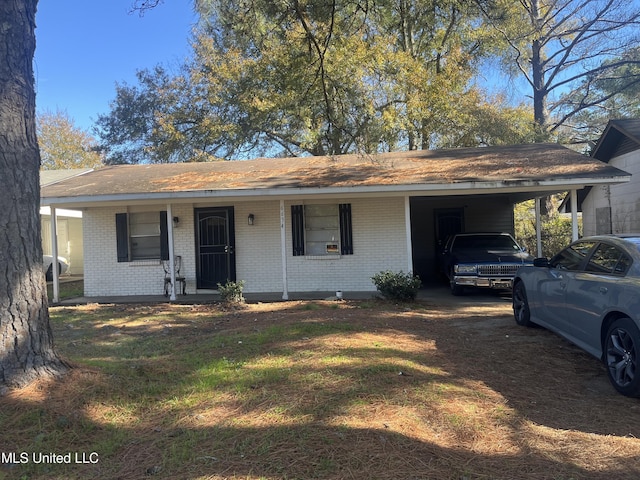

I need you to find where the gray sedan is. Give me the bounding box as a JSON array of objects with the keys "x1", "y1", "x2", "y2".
[{"x1": 512, "y1": 234, "x2": 640, "y2": 397}]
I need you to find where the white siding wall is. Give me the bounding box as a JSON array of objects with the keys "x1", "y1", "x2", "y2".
[
  {"x1": 82, "y1": 197, "x2": 409, "y2": 297},
  {"x1": 583, "y1": 151, "x2": 640, "y2": 236}
]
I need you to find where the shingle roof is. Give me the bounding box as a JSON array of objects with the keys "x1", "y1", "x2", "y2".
[{"x1": 41, "y1": 143, "x2": 629, "y2": 204}]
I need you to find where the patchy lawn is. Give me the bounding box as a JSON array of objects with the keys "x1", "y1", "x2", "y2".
[{"x1": 1, "y1": 298, "x2": 639, "y2": 480}]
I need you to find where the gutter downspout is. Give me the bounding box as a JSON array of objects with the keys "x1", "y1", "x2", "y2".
[{"x1": 404, "y1": 196, "x2": 413, "y2": 273}]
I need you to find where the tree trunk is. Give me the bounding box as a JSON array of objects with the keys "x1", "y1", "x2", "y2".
[
  {"x1": 0, "y1": 0, "x2": 69, "y2": 389},
  {"x1": 531, "y1": 38, "x2": 548, "y2": 130}
]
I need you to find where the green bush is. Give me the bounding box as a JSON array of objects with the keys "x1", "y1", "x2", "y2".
[
  {"x1": 217, "y1": 280, "x2": 245, "y2": 303},
  {"x1": 514, "y1": 197, "x2": 582, "y2": 258},
  {"x1": 371, "y1": 270, "x2": 421, "y2": 301}
]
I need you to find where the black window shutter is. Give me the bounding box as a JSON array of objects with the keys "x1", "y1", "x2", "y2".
[
  {"x1": 115, "y1": 213, "x2": 129, "y2": 262},
  {"x1": 291, "y1": 205, "x2": 305, "y2": 256},
  {"x1": 339, "y1": 203, "x2": 353, "y2": 255},
  {"x1": 160, "y1": 211, "x2": 169, "y2": 260}
]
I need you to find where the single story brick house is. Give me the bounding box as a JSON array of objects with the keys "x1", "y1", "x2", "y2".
[
  {"x1": 41, "y1": 144, "x2": 629, "y2": 300},
  {"x1": 581, "y1": 119, "x2": 640, "y2": 235}
]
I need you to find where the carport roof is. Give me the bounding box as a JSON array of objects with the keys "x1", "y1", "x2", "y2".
[{"x1": 41, "y1": 143, "x2": 630, "y2": 207}]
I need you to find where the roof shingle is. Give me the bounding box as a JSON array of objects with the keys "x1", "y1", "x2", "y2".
[{"x1": 42, "y1": 144, "x2": 627, "y2": 202}]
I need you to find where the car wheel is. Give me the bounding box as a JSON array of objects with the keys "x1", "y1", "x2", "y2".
[
  {"x1": 605, "y1": 317, "x2": 640, "y2": 397},
  {"x1": 512, "y1": 281, "x2": 533, "y2": 327}
]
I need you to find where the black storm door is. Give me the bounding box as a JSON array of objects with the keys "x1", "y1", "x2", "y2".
[{"x1": 195, "y1": 207, "x2": 236, "y2": 289}]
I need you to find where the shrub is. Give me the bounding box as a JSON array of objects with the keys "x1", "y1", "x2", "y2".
[
  {"x1": 514, "y1": 197, "x2": 582, "y2": 258},
  {"x1": 371, "y1": 270, "x2": 421, "y2": 301},
  {"x1": 217, "y1": 280, "x2": 245, "y2": 303}
]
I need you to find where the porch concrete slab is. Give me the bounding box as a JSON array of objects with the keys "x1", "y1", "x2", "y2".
[{"x1": 52, "y1": 285, "x2": 512, "y2": 307}]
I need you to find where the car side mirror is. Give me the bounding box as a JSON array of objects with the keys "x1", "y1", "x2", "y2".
[{"x1": 533, "y1": 257, "x2": 551, "y2": 268}]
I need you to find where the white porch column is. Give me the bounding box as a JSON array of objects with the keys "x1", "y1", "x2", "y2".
[
  {"x1": 535, "y1": 197, "x2": 542, "y2": 257},
  {"x1": 167, "y1": 204, "x2": 177, "y2": 301},
  {"x1": 50, "y1": 206, "x2": 60, "y2": 303},
  {"x1": 570, "y1": 189, "x2": 579, "y2": 241},
  {"x1": 404, "y1": 196, "x2": 413, "y2": 273},
  {"x1": 280, "y1": 200, "x2": 289, "y2": 300}
]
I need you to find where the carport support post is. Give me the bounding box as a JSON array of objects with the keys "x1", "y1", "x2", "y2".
[
  {"x1": 404, "y1": 196, "x2": 413, "y2": 273},
  {"x1": 280, "y1": 200, "x2": 289, "y2": 300},
  {"x1": 535, "y1": 198, "x2": 542, "y2": 257},
  {"x1": 167, "y1": 204, "x2": 177, "y2": 301},
  {"x1": 570, "y1": 189, "x2": 579, "y2": 241},
  {"x1": 50, "y1": 205, "x2": 59, "y2": 303}
]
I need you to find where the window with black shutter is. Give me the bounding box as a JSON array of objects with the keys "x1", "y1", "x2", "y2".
[
  {"x1": 291, "y1": 203, "x2": 353, "y2": 256},
  {"x1": 115, "y1": 211, "x2": 169, "y2": 262}
]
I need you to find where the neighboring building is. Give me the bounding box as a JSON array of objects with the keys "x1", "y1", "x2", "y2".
[
  {"x1": 40, "y1": 144, "x2": 629, "y2": 299},
  {"x1": 583, "y1": 119, "x2": 640, "y2": 236},
  {"x1": 40, "y1": 169, "x2": 92, "y2": 275}
]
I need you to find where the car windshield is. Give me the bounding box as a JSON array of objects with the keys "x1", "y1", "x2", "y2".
[{"x1": 453, "y1": 235, "x2": 519, "y2": 250}]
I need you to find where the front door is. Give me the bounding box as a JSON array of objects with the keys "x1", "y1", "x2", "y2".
[
  {"x1": 435, "y1": 208, "x2": 464, "y2": 248},
  {"x1": 195, "y1": 207, "x2": 236, "y2": 289}
]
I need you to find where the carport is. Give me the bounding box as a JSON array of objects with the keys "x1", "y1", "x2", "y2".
[{"x1": 405, "y1": 144, "x2": 629, "y2": 281}]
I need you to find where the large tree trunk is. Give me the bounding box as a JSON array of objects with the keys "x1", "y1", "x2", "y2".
[
  {"x1": 531, "y1": 38, "x2": 548, "y2": 130},
  {"x1": 0, "y1": 0, "x2": 69, "y2": 389}
]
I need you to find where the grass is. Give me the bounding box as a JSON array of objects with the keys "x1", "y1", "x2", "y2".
[
  {"x1": 1, "y1": 299, "x2": 640, "y2": 479},
  {"x1": 46, "y1": 278, "x2": 84, "y2": 301}
]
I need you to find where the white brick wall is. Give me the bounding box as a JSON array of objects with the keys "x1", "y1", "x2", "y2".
[
  {"x1": 284, "y1": 198, "x2": 408, "y2": 292},
  {"x1": 84, "y1": 207, "x2": 173, "y2": 296},
  {"x1": 82, "y1": 197, "x2": 410, "y2": 297},
  {"x1": 235, "y1": 201, "x2": 283, "y2": 293}
]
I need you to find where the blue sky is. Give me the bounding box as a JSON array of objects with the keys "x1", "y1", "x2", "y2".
[{"x1": 34, "y1": 1, "x2": 197, "y2": 133}]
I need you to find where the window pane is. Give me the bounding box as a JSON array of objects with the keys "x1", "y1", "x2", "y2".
[
  {"x1": 615, "y1": 253, "x2": 633, "y2": 274},
  {"x1": 586, "y1": 244, "x2": 621, "y2": 274},
  {"x1": 130, "y1": 212, "x2": 161, "y2": 259},
  {"x1": 130, "y1": 212, "x2": 160, "y2": 237},
  {"x1": 305, "y1": 204, "x2": 339, "y2": 255},
  {"x1": 551, "y1": 242, "x2": 595, "y2": 271},
  {"x1": 131, "y1": 235, "x2": 161, "y2": 260}
]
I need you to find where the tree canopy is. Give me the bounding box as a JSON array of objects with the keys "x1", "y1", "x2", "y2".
[
  {"x1": 97, "y1": 0, "x2": 640, "y2": 163},
  {"x1": 560, "y1": 47, "x2": 640, "y2": 145},
  {"x1": 97, "y1": 0, "x2": 539, "y2": 162},
  {"x1": 477, "y1": 0, "x2": 640, "y2": 138},
  {"x1": 37, "y1": 109, "x2": 103, "y2": 169}
]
